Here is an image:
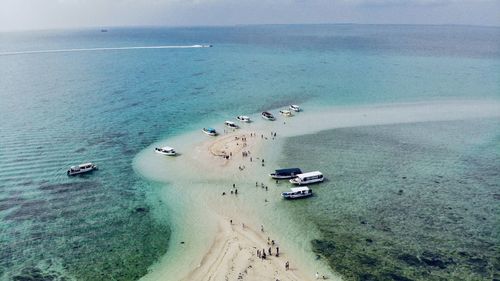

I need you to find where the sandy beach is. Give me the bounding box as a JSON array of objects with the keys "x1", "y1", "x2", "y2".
[
  {"x1": 137, "y1": 126, "x2": 330, "y2": 281},
  {"x1": 134, "y1": 100, "x2": 500, "y2": 281}
]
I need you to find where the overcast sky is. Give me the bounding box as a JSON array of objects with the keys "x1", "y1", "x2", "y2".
[{"x1": 0, "y1": 0, "x2": 499, "y2": 31}]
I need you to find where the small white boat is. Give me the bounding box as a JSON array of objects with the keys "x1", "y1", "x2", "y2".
[
  {"x1": 224, "y1": 121, "x2": 238, "y2": 129},
  {"x1": 202, "y1": 127, "x2": 217, "y2": 136},
  {"x1": 289, "y1": 105, "x2": 301, "y2": 112},
  {"x1": 279, "y1": 110, "x2": 293, "y2": 117},
  {"x1": 154, "y1": 146, "x2": 176, "y2": 156},
  {"x1": 270, "y1": 168, "x2": 302, "y2": 179},
  {"x1": 67, "y1": 163, "x2": 98, "y2": 176},
  {"x1": 282, "y1": 186, "x2": 312, "y2": 199},
  {"x1": 289, "y1": 171, "x2": 324, "y2": 185},
  {"x1": 236, "y1": 115, "x2": 251, "y2": 122},
  {"x1": 261, "y1": 111, "x2": 275, "y2": 121}
]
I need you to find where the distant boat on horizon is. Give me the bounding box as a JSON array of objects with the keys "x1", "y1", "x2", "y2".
[{"x1": 101, "y1": 29, "x2": 108, "y2": 32}]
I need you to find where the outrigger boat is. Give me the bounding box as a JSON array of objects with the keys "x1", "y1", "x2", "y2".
[
  {"x1": 261, "y1": 111, "x2": 275, "y2": 121},
  {"x1": 289, "y1": 105, "x2": 300, "y2": 112},
  {"x1": 281, "y1": 186, "x2": 312, "y2": 199},
  {"x1": 154, "y1": 146, "x2": 176, "y2": 156},
  {"x1": 224, "y1": 121, "x2": 238, "y2": 129},
  {"x1": 202, "y1": 127, "x2": 217, "y2": 136},
  {"x1": 236, "y1": 115, "x2": 251, "y2": 122},
  {"x1": 289, "y1": 171, "x2": 324, "y2": 185},
  {"x1": 279, "y1": 110, "x2": 293, "y2": 117},
  {"x1": 67, "y1": 163, "x2": 98, "y2": 176},
  {"x1": 270, "y1": 168, "x2": 302, "y2": 179}
]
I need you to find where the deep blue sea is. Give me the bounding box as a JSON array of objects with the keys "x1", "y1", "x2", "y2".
[{"x1": 0, "y1": 25, "x2": 499, "y2": 281}]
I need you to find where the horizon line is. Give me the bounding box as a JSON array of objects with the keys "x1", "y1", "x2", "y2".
[{"x1": 1, "y1": 22, "x2": 499, "y2": 33}]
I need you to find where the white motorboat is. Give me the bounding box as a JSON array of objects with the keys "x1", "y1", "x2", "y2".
[
  {"x1": 281, "y1": 186, "x2": 312, "y2": 199},
  {"x1": 261, "y1": 111, "x2": 275, "y2": 121},
  {"x1": 67, "y1": 163, "x2": 98, "y2": 176},
  {"x1": 154, "y1": 146, "x2": 176, "y2": 156},
  {"x1": 289, "y1": 105, "x2": 300, "y2": 112},
  {"x1": 224, "y1": 121, "x2": 238, "y2": 129},
  {"x1": 202, "y1": 127, "x2": 217, "y2": 136},
  {"x1": 270, "y1": 168, "x2": 302, "y2": 179},
  {"x1": 289, "y1": 171, "x2": 324, "y2": 185},
  {"x1": 236, "y1": 115, "x2": 251, "y2": 122},
  {"x1": 279, "y1": 110, "x2": 293, "y2": 117}
]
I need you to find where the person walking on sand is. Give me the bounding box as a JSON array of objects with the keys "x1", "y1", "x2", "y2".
[
  {"x1": 285, "y1": 261, "x2": 289, "y2": 270},
  {"x1": 261, "y1": 225, "x2": 264, "y2": 232},
  {"x1": 276, "y1": 246, "x2": 279, "y2": 257},
  {"x1": 316, "y1": 272, "x2": 319, "y2": 279},
  {"x1": 268, "y1": 247, "x2": 272, "y2": 256}
]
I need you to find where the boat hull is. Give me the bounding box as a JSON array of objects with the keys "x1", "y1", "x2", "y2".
[
  {"x1": 270, "y1": 174, "x2": 298, "y2": 179},
  {"x1": 202, "y1": 129, "x2": 217, "y2": 136},
  {"x1": 154, "y1": 150, "x2": 176, "y2": 156},
  {"x1": 289, "y1": 178, "x2": 324, "y2": 185},
  {"x1": 281, "y1": 192, "x2": 312, "y2": 199},
  {"x1": 67, "y1": 166, "x2": 97, "y2": 176},
  {"x1": 236, "y1": 116, "x2": 251, "y2": 122},
  {"x1": 261, "y1": 115, "x2": 275, "y2": 121}
]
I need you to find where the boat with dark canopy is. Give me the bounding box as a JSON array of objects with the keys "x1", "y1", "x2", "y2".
[{"x1": 270, "y1": 168, "x2": 302, "y2": 179}]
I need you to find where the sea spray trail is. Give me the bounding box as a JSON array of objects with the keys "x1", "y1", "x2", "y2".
[{"x1": 0, "y1": 45, "x2": 211, "y2": 56}]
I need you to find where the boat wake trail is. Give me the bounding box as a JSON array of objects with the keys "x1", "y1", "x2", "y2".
[{"x1": 0, "y1": 45, "x2": 211, "y2": 56}]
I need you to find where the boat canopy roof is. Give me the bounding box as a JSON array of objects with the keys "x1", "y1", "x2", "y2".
[
  {"x1": 160, "y1": 146, "x2": 174, "y2": 151},
  {"x1": 206, "y1": 127, "x2": 216, "y2": 132},
  {"x1": 238, "y1": 115, "x2": 249, "y2": 119},
  {"x1": 290, "y1": 186, "x2": 310, "y2": 192},
  {"x1": 80, "y1": 163, "x2": 93, "y2": 167},
  {"x1": 225, "y1": 121, "x2": 235, "y2": 124},
  {"x1": 296, "y1": 171, "x2": 322, "y2": 178},
  {"x1": 275, "y1": 168, "x2": 302, "y2": 175}
]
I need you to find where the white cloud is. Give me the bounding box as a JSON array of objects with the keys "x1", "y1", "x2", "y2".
[{"x1": 0, "y1": 0, "x2": 498, "y2": 31}]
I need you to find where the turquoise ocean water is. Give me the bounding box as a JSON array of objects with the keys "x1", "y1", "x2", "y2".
[{"x1": 0, "y1": 25, "x2": 499, "y2": 280}]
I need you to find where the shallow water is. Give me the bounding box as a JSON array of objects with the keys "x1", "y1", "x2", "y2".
[
  {"x1": 1, "y1": 24, "x2": 499, "y2": 280},
  {"x1": 280, "y1": 118, "x2": 500, "y2": 281}
]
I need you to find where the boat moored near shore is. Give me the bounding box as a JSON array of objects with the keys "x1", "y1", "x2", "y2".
[
  {"x1": 236, "y1": 115, "x2": 251, "y2": 122},
  {"x1": 202, "y1": 127, "x2": 218, "y2": 136},
  {"x1": 154, "y1": 146, "x2": 176, "y2": 156},
  {"x1": 261, "y1": 111, "x2": 275, "y2": 121},
  {"x1": 224, "y1": 121, "x2": 238, "y2": 129},
  {"x1": 67, "y1": 163, "x2": 98, "y2": 176},
  {"x1": 289, "y1": 105, "x2": 301, "y2": 112},
  {"x1": 289, "y1": 171, "x2": 324, "y2": 185},
  {"x1": 279, "y1": 110, "x2": 293, "y2": 117},
  {"x1": 282, "y1": 186, "x2": 312, "y2": 199},
  {"x1": 270, "y1": 168, "x2": 302, "y2": 179}
]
